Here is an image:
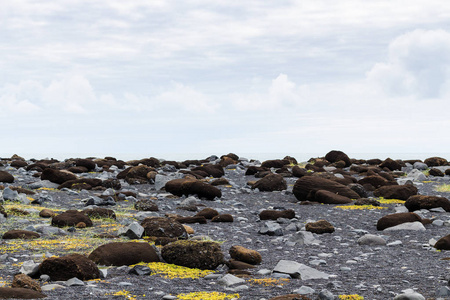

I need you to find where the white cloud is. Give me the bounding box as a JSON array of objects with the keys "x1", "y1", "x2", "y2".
[{"x1": 367, "y1": 29, "x2": 450, "y2": 98}]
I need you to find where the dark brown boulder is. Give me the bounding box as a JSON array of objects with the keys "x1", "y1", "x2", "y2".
[
  {"x1": 424, "y1": 156, "x2": 448, "y2": 167},
  {"x1": 379, "y1": 158, "x2": 402, "y2": 171},
  {"x1": 67, "y1": 166, "x2": 89, "y2": 173},
  {"x1": 141, "y1": 217, "x2": 188, "y2": 239},
  {"x1": 88, "y1": 242, "x2": 160, "y2": 266},
  {"x1": 134, "y1": 199, "x2": 159, "y2": 211},
  {"x1": 102, "y1": 179, "x2": 122, "y2": 190},
  {"x1": 429, "y1": 168, "x2": 445, "y2": 177},
  {"x1": 445, "y1": 169, "x2": 450, "y2": 176},
  {"x1": 57, "y1": 178, "x2": 103, "y2": 190},
  {"x1": 261, "y1": 159, "x2": 289, "y2": 169},
  {"x1": 210, "y1": 178, "x2": 230, "y2": 186},
  {"x1": 39, "y1": 208, "x2": 56, "y2": 218},
  {"x1": 405, "y1": 195, "x2": 450, "y2": 212},
  {"x1": 359, "y1": 175, "x2": 386, "y2": 188},
  {"x1": 83, "y1": 207, "x2": 116, "y2": 219},
  {"x1": 11, "y1": 274, "x2": 41, "y2": 292},
  {"x1": 41, "y1": 169, "x2": 77, "y2": 184},
  {"x1": 314, "y1": 190, "x2": 353, "y2": 204},
  {"x1": 292, "y1": 166, "x2": 308, "y2": 178},
  {"x1": 325, "y1": 150, "x2": 351, "y2": 167},
  {"x1": 75, "y1": 159, "x2": 96, "y2": 171},
  {"x1": 192, "y1": 164, "x2": 224, "y2": 178},
  {"x1": 376, "y1": 212, "x2": 422, "y2": 231},
  {"x1": 367, "y1": 158, "x2": 383, "y2": 165},
  {"x1": 245, "y1": 166, "x2": 268, "y2": 176},
  {"x1": 195, "y1": 208, "x2": 218, "y2": 219},
  {"x1": 38, "y1": 253, "x2": 100, "y2": 281},
  {"x1": 2, "y1": 230, "x2": 40, "y2": 240},
  {"x1": 305, "y1": 220, "x2": 335, "y2": 234},
  {"x1": 222, "y1": 153, "x2": 239, "y2": 161},
  {"x1": 211, "y1": 214, "x2": 234, "y2": 222},
  {"x1": 0, "y1": 171, "x2": 14, "y2": 183},
  {"x1": 161, "y1": 240, "x2": 224, "y2": 270},
  {"x1": 175, "y1": 216, "x2": 207, "y2": 224},
  {"x1": 165, "y1": 178, "x2": 221, "y2": 200},
  {"x1": 125, "y1": 165, "x2": 154, "y2": 183},
  {"x1": 435, "y1": 234, "x2": 450, "y2": 250},
  {"x1": 10, "y1": 160, "x2": 28, "y2": 169},
  {"x1": 227, "y1": 259, "x2": 256, "y2": 270},
  {"x1": 0, "y1": 287, "x2": 46, "y2": 299},
  {"x1": 251, "y1": 173, "x2": 287, "y2": 192},
  {"x1": 229, "y1": 245, "x2": 262, "y2": 265},
  {"x1": 51, "y1": 210, "x2": 93, "y2": 228},
  {"x1": 293, "y1": 176, "x2": 360, "y2": 202},
  {"x1": 373, "y1": 185, "x2": 418, "y2": 200},
  {"x1": 259, "y1": 209, "x2": 295, "y2": 220},
  {"x1": 219, "y1": 157, "x2": 237, "y2": 167}
]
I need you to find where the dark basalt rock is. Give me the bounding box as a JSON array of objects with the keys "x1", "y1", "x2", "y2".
[
  {"x1": 373, "y1": 185, "x2": 418, "y2": 200},
  {"x1": 0, "y1": 171, "x2": 14, "y2": 183},
  {"x1": 2, "y1": 230, "x2": 40, "y2": 240},
  {"x1": 0, "y1": 287, "x2": 46, "y2": 299},
  {"x1": 305, "y1": 219, "x2": 335, "y2": 234},
  {"x1": 259, "y1": 209, "x2": 295, "y2": 220},
  {"x1": 251, "y1": 173, "x2": 287, "y2": 192},
  {"x1": 424, "y1": 156, "x2": 448, "y2": 167},
  {"x1": 379, "y1": 158, "x2": 403, "y2": 171},
  {"x1": 141, "y1": 217, "x2": 188, "y2": 239},
  {"x1": 41, "y1": 169, "x2": 77, "y2": 184},
  {"x1": 38, "y1": 253, "x2": 100, "y2": 281},
  {"x1": 261, "y1": 159, "x2": 290, "y2": 169},
  {"x1": 405, "y1": 195, "x2": 450, "y2": 212},
  {"x1": 88, "y1": 242, "x2": 160, "y2": 266},
  {"x1": 293, "y1": 176, "x2": 360, "y2": 202},
  {"x1": 51, "y1": 210, "x2": 93, "y2": 228},
  {"x1": 325, "y1": 150, "x2": 351, "y2": 167},
  {"x1": 377, "y1": 212, "x2": 422, "y2": 231}
]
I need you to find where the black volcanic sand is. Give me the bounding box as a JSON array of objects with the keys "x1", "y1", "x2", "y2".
[{"x1": 0, "y1": 154, "x2": 450, "y2": 300}]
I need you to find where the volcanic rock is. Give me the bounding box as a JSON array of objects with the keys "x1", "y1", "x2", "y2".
[
  {"x1": 377, "y1": 212, "x2": 422, "y2": 231},
  {"x1": 293, "y1": 176, "x2": 360, "y2": 202},
  {"x1": 373, "y1": 185, "x2": 418, "y2": 200},
  {"x1": 229, "y1": 245, "x2": 262, "y2": 265},
  {"x1": 51, "y1": 210, "x2": 93, "y2": 228},
  {"x1": 38, "y1": 253, "x2": 100, "y2": 281},
  {"x1": 88, "y1": 242, "x2": 160, "y2": 266},
  {"x1": 141, "y1": 217, "x2": 188, "y2": 239},
  {"x1": 251, "y1": 173, "x2": 287, "y2": 192},
  {"x1": 405, "y1": 195, "x2": 450, "y2": 212},
  {"x1": 305, "y1": 220, "x2": 335, "y2": 234}
]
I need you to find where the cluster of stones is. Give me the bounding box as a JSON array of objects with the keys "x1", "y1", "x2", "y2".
[{"x1": 0, "y1": 151, "x2": 450, "y2": 299}]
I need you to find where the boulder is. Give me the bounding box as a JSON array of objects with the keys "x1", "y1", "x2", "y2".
[
  {"x1": 211, "y1": 214, "x2": 234, "y2": 222},
  {"x1": 57, "y1": 178, "x2": 103, "y2": 190},
  {"x1": 373, "y1": 185, "x2": 418, "y2": 200},
  {"x1": 429, "y1": 168, "x2": 445, "y2": 177},
  {"x1": 0, "y1": 287, "x2": 46, "y2": 299},
  {"x1": 51, "y1": 210, "x2": 93, "y2": 228},
  {"x1": 88, "y1": 242, "x2": 160, "y2": 266},
  {"x1": 261, "y1": 159, "x2": 289, "y2": 169},
  {"x1": 259, "y1": 209, "x2": 295, "y2": 220},
  {"x1": 357, "y1": 175, "x2": 393, "y2": 189},
  {"x1": 379, "y1": 158, "x2": 402, "y2": 171},
  {"x1": 165, "y1": 178, "x2": 221, "y2": 200},
  {"x1": 313, "y1": 190, "x2": 353, "y2": 204},
  {"x1": 376, "y1": 212, "x2": 422, "y2": 231},
  {"x1": 41, "y1": 169, "x2": 77, "y2": 184},
  {"x1": 251, "y1": 173, "x2": 287, "y2": 192},
  {"x1": 229, "y1": 245, "x2": 262, "y2": 265},
  {"x1": 75, "y1": 159, "x2": 96, "y2": 171},
  {"x1": 134, "y1": 199, "x2": 159, "y2": 211},
  {"x1": 195, "y1": 208, "x2": 219, "y2": 219},
  {"x1": 141, "y1": 217, "x2": 188, "y2": 239},
  {"x1": 268, "y1": 295, "x2": 306, "y2": 300},
  {"x1": 0, "y1": 171, "x2": 14, "y2": 183},
  {"x1": 293, "y1": 176, "x2": 360, "y2": 202},
  {"x1": 39, "y1": 209, "x2": 56, "y2": 218},
  {"x1": 424, "y1": 156, "x2": 448, "y2": 167},
  {"x1": 325, "y1": 150, "x2": 351, "y2": 167},
  {"x1": 11, "y1": 274, "x2": 41, "y2": 292},
  {"x1": 83, "y1": 207, "x2": 116, "y2": 220},
  {"x1": 434, "y1": 234, "x2": 450, "y2": 250},
  {"x1": 2, "y1": 230, "x2": 40, "y2": 240},
  {"x1": 292, "y1": 166, "x2": 308, "y2": 178},
  {"x1": 175, "y1": 216, "x2": 207, "y2": 224},
  {"x1": 161, "y1": 240, "x2": 224, "y2": 270},
  {"x1": 305, "y1": 220, "x2": 335, "y2": 234},
  {"x1": 38, "y1": 253, "x2": 100, "y2": 281},
  {"x1": 405, "y1": 195, "x2": 450, "y2": 212},
  {"x1": 192, "y1": 164, "x2": 224, "y2": 178},
  {"x1": 125, "y1": 165, "x2": 154, "y2": 183}
]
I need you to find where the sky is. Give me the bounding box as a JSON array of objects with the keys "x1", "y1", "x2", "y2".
[{"x1": 2, "y1": 0, "x2": 450, "y2": 161}]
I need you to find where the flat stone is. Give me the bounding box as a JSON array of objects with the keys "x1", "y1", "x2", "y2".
[
  {"x1": 259, "y1": 221, "x2": 283, "y2": 236},
  {"x1": 294, "y1": 285, "x2": 316, "y2": 295},
  {"x1": 393, "y1": 291, "x2": 426, "y2": 300},
  {"x1": 217, "y1": 274, "x2": 246, "y2": 287},
  {"x1": 436, "y1": 286, "x2": 450, "y2": 297},
  {"x1": 66, "y1": 277, "x2": 85, "y2": 286},
  {"x1": 287, "y1": 231, "x2": 321, "y2": 246},
  {"x1": 19, "y1": 260, "x2": 40, "y2": 277},
  {"x1": 357, "y1": 234, "x2": 386, "y2": 246},
  {"x1": 41, "y1": 284, "x2": 66, "y2": 291},
  {"x1": 384, "y1": 222, "x2": 426, "y2": 231},
  {"x1": 273, "y1": 260, "x2": 331, "y2": 280}
]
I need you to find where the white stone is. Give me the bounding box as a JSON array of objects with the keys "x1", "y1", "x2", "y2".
[
  {"x1": 273, "y1": 260, "x2": 331, "y2": 280},
  {"x1": 384, "y1": 222, "x2": 426, "y2": 231}
]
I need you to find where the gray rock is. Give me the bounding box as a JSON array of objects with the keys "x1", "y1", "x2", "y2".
[
  {"x1": 394, "y1": 206, "x2": 410, "y2": 213},
  {"x1": 121, "y1": 222, "x2": 144, "y2": 239},
  {"x1": 135, "y1": 211, "x2": 160, "y2": 221},
  {"x1": 19, "y1": 260, "x2": 40, "y2": 276},
  {"x1": 273, "y1": 260, "x2": 331, "y2": 280},
  {"x1": 39, "y1": 275, "x2": 50, "y2": 282},
  {"x1": 318, "y1": 289, "x2": 337, "y2": 300},
  {"x1": 41, "y1": 284, "x2": 66, "y2": 291},
  {"x1": 288, "y1": 231, "x2": 321, "y2": 246},
  {"x1": 29, "y1": 180, "x2": 59, "y2": 189},
  {"x1": 162, "y1": 296, "x2": 177, "y2": 300},
  {"x1": 294, "y1": 286, "x2": 316, "y2": 295},
  {"x1": 357, "y1": 234, "x2": 386, "y2": 246},
  {"x1": 413, "y1": 162, "x2": 428, "y2": 170},
  {"x1": 436, "y1": 286, "x2": 450, "y2": 297},
  {"x1": 66, "y1": 277, "x2": 85, "y2": 286},
  {"x1": 129, "y1": 265, "x2": 152, "y2": 276},
  {"x1": 259, "y1": 221, "x2": 283, "y2": 236},
  {"x1": 433, "y1": 219, "x2": 445, "y2": 226},
  {"x1": 3, "y1": 187, "x2": 19, "y2": 201},
  {"x1": 384, "y1": 222, "x2": 426, "y2": 231},
  {"x1": 393, "y1": 291, "x2": 425, "y2": 300},
  {"x1": 217, "y1": 274, "x2": 246, "y2": 287},
  {"x1": 35, "y1": 226, "x2": 68, "y2": 236},
  {"x1": 430, "y1": 207, "x2": 447, "y2": 213},
  {"x1": 387, "y1": 240, "x2": 403, "y2": 246}
]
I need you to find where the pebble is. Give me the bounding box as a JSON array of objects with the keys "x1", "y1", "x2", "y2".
[{"x1": 41, "y1": 284, "x2": 66, "y2": 291}]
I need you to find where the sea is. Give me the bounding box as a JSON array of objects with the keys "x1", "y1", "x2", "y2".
[{"x1": 5, "y1": 152, "x2": 450, "y2": 163}]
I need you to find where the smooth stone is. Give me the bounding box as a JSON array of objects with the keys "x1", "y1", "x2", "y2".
[
  {"x1": 162, "y1": 296, "x2": 177, "y2": 300},
  {"x1": 430, "y1": 207, "x2": 446, "y2": 213},
  {"x1": 19, "y1": 260, "x2": 40, "y2": 276},
  {"x1": 41, "y1": 284, "x2": 66, "y2": 291},
  {"x1": 357, "y1": 234, "x2": 386, "y2": 246},
  {"x1": 394, "y1": 206, "x2": 410, "y2": 213},
  {"x1": 387, "y1": 240, "x2": 403, "y2": 247},
  {"x1": 66, "y1": 277, "x2": 85, "y2": 286},
  {"x1": 273, "y1": 260, "x2": 331, "y2": 280},
  {"x1": 393, "y1": 291, "x2": 425, "y2": 300},
  {"x1": 436, "y1": 286, "x2": 450, "y2": 297},
  {"x1": 318, "y1": 289, "x2": 336, "y2": 300},
  {"x1": 294, "y1": 286, "x2": 316, "y2": 295},
  {"x1": 204, "y1": 274, "x2": 222, "y2": 280},
  {"x1": 2, "y1": 188, "x2": 19, "y2": 201},
  {"x1": 256, "y1": 269, "x2": 272, "y2": 275},
  {"x1": 384, "y1": 222, "x2": 426, "y2": 231},
  {"x1": 217, "y1": 274, "x2": 246, "y2": 287},
  {"x1": 287, "y1": 231, "x2": 321, "y2": 245},
  {"x1": 433, "y1": 220, "x2": 444, "y2": 226}
]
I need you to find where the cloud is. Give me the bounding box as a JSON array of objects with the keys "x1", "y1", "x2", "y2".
[{"x1": 367, "y1": 29, "x2": 450, "y2": 98}]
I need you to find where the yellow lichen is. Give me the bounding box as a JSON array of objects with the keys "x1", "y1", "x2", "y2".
[
  {"x1": 133, "y1": 262, "x2": 214, "y2": 279},
  {"x1": 176, "y1": 291, "x2": 240, "y2": 300},
  {"x1": 248, "y1": 278, "x2": 289, "y2": 286},
  {"x1": 338, "y1": 295, "x2": 364, "y2": 300},
  {"x1": 335, "y1": 205, "x2": 387, "y2": 210},
  {"x1": 378, "y1": 197, "x2": 405, "y2": 204},
  {"x1": 436, "y1": 184, "x2": 450, "y2": 192}
]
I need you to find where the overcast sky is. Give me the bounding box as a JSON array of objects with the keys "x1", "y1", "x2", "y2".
[{"x1": 2, "y1": 1, "x2": 450, "y2": 161}]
